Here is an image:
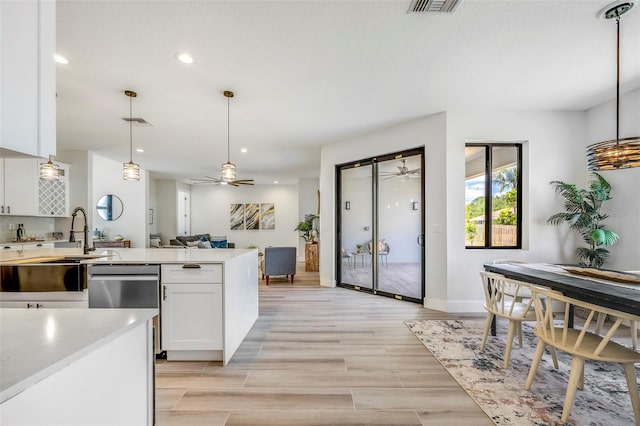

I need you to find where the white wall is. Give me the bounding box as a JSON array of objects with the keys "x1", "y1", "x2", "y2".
[
  {"x1": 320, "y1": 113, "x2": 447, "y2": 296},
  {"x1": 584, "y1": 88, "x2": 640, "y2": 270},
  {"x1": 147, "y1": 177, "x2": 157, "y2": 236},
  {"x1": 91, "y1": 153, "x2": 147, "y2": 248},
  {"x1": 190, "y1": 184, "x2": 299, "y2": 252},
  {"x1": 445, "y1": 111, "x2": 586, "y2": 312},
  {"x1": 320, "y1": 110, "x2": 591, "y2": 313},
  {"x1": 54, "y1": 150, "x2": 91, "y2": 243}
]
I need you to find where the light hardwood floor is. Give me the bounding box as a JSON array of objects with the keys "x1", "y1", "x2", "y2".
[{"x1": 156, "y1": 264, "x2": 493, "y2": 426}]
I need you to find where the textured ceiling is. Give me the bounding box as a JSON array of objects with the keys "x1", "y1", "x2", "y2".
[{"x1": 55, "y1": 0, "x2": 640, "y2": 184}]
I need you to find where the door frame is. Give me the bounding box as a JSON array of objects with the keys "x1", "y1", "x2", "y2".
[{"x1": 335, "y1": 147, "x2": 425, "y2": 304}]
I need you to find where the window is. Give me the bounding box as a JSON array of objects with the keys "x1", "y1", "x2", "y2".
[{"x1": 465, "y1": 143, "x2": 522, "y2": 249}]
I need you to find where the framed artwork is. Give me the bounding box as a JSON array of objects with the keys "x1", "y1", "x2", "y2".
[
  {"x1": 230, "y1": 203, "x2": 244, "y2": 230},
  {"x1": 260, "y1": 203, "x2": 275, "y2": 230},
  {"x1": 245, "y1": 203, "x2": 260, "y2": 230}
]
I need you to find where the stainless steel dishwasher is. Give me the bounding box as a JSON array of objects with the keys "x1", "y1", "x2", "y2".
[{"x1": 88, "y1": 264, "x2": 159, "y2": 308}]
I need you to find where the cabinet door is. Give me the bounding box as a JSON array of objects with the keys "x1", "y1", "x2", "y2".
[
  {"x1": 38, "y1": 162, "x2": 70, "y2": 216},
  {"x1": 3, "y1": 159, "x2": 38, "y2": 215},
  {"x1": 0, "y1": 0, "x2": 55, "y2": 157},
  {"x1": 161, "y1": 283, "x2": 223, "y2": 351}
]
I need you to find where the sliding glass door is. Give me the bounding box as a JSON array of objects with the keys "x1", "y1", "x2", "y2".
[{"x1": 337, "y1": 148, "x2": 424, "y2": 303}]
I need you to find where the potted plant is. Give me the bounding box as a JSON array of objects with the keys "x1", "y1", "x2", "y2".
[
  {"x1": 547, "y1": 173, "x2": 619, "y2": 268},
  {"x1": 356, "y1": 244, "x2": 363, "y2": 253},
  {"x1": 294, "y1": 214, "x2": 319, "y2": 243}
]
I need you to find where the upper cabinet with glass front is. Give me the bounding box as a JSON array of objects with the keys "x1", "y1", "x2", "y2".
[{"x1": 0, "y1": 0, "x2": 56, "y2": 158}]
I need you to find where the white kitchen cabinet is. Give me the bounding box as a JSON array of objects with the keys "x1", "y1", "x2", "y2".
[
  {"x1": 160, "y1": 263, "x2": 224, "y2": 360},
  {"x1": 0, "y1": 300, "x2": 88, "y2": 309},
  {"x1": 0, "y1": 291, "x2": 88, "y2": 309},
  {"x1": 161, "y1": 283, "x2": 223, "y2": 351},
  {"x1": 1, "y1": 158, "x2": 38, "y2": 215},
  {"x1": 0, "y1": 0, "x2": 56, "y2": 157}
]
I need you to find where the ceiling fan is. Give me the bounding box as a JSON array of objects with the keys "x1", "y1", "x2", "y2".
[
  {"x1": 191, "y1": 90, "x2": 254, "y2": 186},
  {"x1": 379, "y1": 159, "x2": 420, "y2": 180}
]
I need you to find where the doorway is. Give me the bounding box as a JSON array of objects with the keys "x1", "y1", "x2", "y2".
[{"x1": 336, "y1": 148, "x2": 425, "y2": 303}]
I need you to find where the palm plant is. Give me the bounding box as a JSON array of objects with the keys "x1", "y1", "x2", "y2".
[
  {"x1": 294, "y1": 214, "x2": 319, "y2": 243},
  {"x1": 547, "y1": 173, "x2": 619, "y2": 268}
]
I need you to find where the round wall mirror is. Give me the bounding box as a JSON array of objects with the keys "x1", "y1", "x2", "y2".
[{"x1": 96, "y1": 194, "x2": 124, "y2": 221}]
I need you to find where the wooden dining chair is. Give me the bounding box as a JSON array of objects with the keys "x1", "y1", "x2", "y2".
[
  {"x1": 525, "y1": 286, "x2": 640, "y2": 424},
  {"x1": 480, "y1": 271, "x2": 553, "y2": 369}
]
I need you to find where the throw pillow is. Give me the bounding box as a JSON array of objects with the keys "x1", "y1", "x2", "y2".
[
  {"x1": 149, "y1": 238, "x2": 160, "y2": 248},
  {"x1": 210, "y1": 239, "x2": 228, "y2": 249},
  {"x1": 186, "y1": 241, "x2": 200, "y2": 247}
]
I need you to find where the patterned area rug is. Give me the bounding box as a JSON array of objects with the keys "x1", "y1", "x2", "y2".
[{"x1": 405, "y1": 319, "x2": 638, "y2": 426}]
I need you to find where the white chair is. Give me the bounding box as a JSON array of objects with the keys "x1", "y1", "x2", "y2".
[
  {"x1": 525, "y1": 286, "x2": 640, "y2": 424},
  {"x1": 341, "y1": 247, "x2": 352, "y2": 269},
  {"x1": 479, "y1": 271, "x2": 556, "y2": 369}
]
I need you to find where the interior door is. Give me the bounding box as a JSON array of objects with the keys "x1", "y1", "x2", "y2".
[
  {"x1": 338, "y1": 161, "x2": 373, "y2": 290},
  {"x1": 337, "y1": 148, "x2": 424, "y2": 303},
  {"x1": 376, "y1": 153, "x2": 423, "y2": 301}
]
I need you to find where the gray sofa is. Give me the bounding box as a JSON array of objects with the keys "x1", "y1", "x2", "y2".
[
  {"x1": 263, "y1": 246, "x2": 296, "y2": 285},
  {"x1": 169, "y1": 234, "x2": 235, "y2": 248}
]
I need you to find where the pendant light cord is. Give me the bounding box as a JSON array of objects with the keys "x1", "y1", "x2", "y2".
[
  {"x1": 616, "y1": 15, "x2": 620, "y2": 143},
  {"x1": 129, "y1": 94, "x2": 133, "y2": 161},
  {"x1": 227, "y1": 95, "x2": 231, "y2": 163}
]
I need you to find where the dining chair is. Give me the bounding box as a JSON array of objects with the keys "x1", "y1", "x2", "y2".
[
  {"x1": 525, "y1": 286, "x2": 640, "y2": 424},
  {"x1": 479, "y1": 271, "x2": 554, "y2": 369},
  {"x1": 341, "y1": 247, "x2": 352, "y2": 269},
  {"x1": 593, "y1": 270, "x2": 639, "y2": 350}
]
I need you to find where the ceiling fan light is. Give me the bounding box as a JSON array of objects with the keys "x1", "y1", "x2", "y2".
[
  {"x1": 123, "y1": 161, "x2": 140, "y2": 181},
  {"x1": 221, "y1": 162, "x2": 236, "y2": 182},
  {"x1": 39, "y1": 158, "x2": 59, "y2": 181}
]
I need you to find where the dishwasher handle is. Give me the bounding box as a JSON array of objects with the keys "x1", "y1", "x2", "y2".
[{"x1": 88, "y1": 275, "x2": 158, "y2": 281}]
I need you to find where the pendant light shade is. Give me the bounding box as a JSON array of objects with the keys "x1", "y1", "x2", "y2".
[
  {"x1": 123, "y1": 90, "x2": 141, "y2": 181},
  {"x1": 586, "y1": 1, "x2": 640, "y2": 171},
  {"x1": 39, "y1": 155, "x2": 59, "y2": 180}
]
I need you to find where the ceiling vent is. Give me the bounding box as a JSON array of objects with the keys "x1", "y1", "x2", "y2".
[
  {"x1": 122, "y1": 117, "x2": 152, "y2": 126},
  {"x1": 407, "y1": 0, "x2": 462, "y2": 14}
]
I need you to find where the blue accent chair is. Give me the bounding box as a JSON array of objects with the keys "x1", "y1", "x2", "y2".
[{"x1": 263, "y1": 247, "x2": 296, "y2": 285}]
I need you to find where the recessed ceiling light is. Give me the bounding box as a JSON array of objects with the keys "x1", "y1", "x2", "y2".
[
  {"x1": 175, "y1": 52, "x2": 194, "y2": 64},
  {"x1": 240, "y1": 148, "x2": 248, "y2": 153},
  {"x1": 273, "y1": 180, "x2": 279, "y2": 184},
  {"x1": 220, "y1": 181, "x2": 228, "y2": 185},
  {"x1": 136, "y1": 148, "x2": 144, "y2": 153},
  {"x1": 54, "y1": 54, "x2": 68, "y2": 64}
]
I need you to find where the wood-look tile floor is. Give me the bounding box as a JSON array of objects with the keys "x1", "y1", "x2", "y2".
[{"x1": 155, "y1": 265, "x2": 493, "y2": 426}]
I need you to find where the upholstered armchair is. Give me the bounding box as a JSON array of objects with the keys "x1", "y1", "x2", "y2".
[{"x1": 263, "y1": 247, "x2": 297, "y2": 285}]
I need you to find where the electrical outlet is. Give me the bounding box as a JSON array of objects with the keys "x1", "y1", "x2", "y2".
[
  {"x1": 9, "y1": 224, "x2": 15, "y2": 231},
  {"x1": 49, "y1": 224, "x2": 54, "y2": 231}
]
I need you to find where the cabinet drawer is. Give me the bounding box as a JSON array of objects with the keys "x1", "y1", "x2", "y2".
[{"x1": 161, "y1": 263, "x2": 222, "y2": 284}]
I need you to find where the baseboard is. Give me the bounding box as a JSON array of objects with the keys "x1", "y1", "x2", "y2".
[{"x1": 425, "y1": 298, "x2": 485, "y2": 314}]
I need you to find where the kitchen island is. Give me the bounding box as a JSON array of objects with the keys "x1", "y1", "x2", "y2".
[
  {"x1": 0, "y1": 308, "x2": 157, "y2": 426},
  {"x1": 0, "y1": 248, "x2": 260, "y2": 364}
]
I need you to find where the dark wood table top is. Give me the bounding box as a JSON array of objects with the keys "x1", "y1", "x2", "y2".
[{"x1": 484, "y1": 263, "x2": 640, "y2": 316}]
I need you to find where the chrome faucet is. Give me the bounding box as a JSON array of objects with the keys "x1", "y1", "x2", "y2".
[{"x1": 69, "y1": 207, "x2": 94, "y2": 254}]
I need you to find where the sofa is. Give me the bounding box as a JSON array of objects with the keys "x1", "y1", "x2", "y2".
[{"x1": 169, "y1": 234, "x2": 235, "y2": 248}]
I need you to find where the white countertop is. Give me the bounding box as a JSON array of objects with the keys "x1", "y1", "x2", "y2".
[
  {"x1": 0, "y1": 308, "x2": 157, "y2": 403},
  {"x1": 0, "y1": 247, "x2": 258, "y2": 264}
]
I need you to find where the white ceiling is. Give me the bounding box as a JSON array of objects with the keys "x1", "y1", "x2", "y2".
[{"x1": 56, "y1": 0, "x2": 640, "y2": 184}]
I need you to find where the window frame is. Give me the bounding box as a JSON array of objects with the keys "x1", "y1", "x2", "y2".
[{"x1": 465, "y1": 143, "x2": 522, "y2": 249}]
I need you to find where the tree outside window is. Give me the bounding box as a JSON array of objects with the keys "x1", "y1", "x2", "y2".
[{"x1": 465, "y1": 144, "x2": 522, "y2": 248}]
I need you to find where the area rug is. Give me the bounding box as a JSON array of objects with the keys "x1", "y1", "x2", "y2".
[{"x1": 405, "y1": 319, "x2": 639, "y2": 426}]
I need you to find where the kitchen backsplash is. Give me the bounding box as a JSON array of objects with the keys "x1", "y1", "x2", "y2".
[{"x1": 0, "y1": 216, "x2": 59, "y2": 242}]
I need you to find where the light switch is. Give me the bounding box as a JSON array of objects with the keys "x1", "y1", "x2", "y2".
[{"x1": 432, "y1": 224, "x2": 443, "y2": 233}]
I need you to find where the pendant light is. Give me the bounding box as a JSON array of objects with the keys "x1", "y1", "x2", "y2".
[
  {"x1": 39, "y1": 155, "x2": 59, "y2": 180},
  {"x1": 123, "y1": 90, "x2": 141, "y2": 181},
  {"x1": 586, "y1": 1, "x2": 640, "y2": 171},
  {"x1": 221, "y1": 90, "x2": 237, "y2": 182}
]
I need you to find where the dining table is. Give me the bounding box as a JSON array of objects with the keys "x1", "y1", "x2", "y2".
[{"x1": 483, "y1": 262, "x2": 640, "y2": 332}]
